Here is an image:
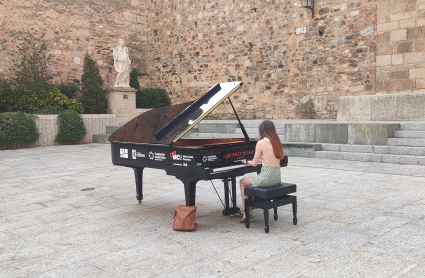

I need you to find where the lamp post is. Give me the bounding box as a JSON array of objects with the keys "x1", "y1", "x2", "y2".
[{"x1": 301, "y1": 0, "x2": 314, "y2": 18}]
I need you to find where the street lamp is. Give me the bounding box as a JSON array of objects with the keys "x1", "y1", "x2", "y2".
[{"x1": 301, "y1": 0, "x2": 314, "y2": 18}]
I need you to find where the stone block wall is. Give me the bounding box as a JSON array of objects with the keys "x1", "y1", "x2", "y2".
[
  {"x1": 337, "y1": 92, "x2": 425, "y2": 120},
  {"x1": 1, "y1": 0, "x2": 424, "y2": 120},
  {"x1": 376, "y1": 0, "x2": 425, "y2": 93},
  {"x1": 0, "y1": 0, "x2": 148, "y2": 88},
  {"x1": 138, "y1": 0, "x2": 378, "y2": 119},
  {"x1": 0, "y1": 114, "x2": 116, "y2": 150}
]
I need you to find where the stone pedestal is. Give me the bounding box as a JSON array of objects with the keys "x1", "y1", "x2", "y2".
[{"x1": 106, "y1": 87, "x2": 138, "y2": 125}]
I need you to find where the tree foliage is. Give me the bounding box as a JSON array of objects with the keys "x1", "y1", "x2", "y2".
[
  {"x1": 9, "y1": 29, "x2": 53, "y2": 93},
  {"x1": 80, "y1": 53, "x2": 107, "y2": 114}
]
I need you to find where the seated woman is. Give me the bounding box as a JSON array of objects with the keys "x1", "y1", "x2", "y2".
[{"x1": 239, "y1": 120, "x2": 284, "y2": 223}]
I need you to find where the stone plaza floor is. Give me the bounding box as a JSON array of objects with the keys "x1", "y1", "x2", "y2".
[{"x1": 1, "y1": 144, "x2": 425, "y2": 277}]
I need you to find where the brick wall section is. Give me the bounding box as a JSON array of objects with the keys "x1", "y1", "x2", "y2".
[
  {"x1": 2, "y1": 0, "x2": 423, "y2": 119},
  {"x1": 0, "y1": 0, "x2": 148, "y2": 88},
  {"x1": 138, "y1": 0, "x2": 378, "y2": 119},
  {"x1": 0, "y1": 114, "x2": 116, "y2": 150},
  {"x1": 376, "y1": 0, "x2": 425, "y2": 93}
]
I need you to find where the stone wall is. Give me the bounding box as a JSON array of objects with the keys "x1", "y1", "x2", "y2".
[
  {"x1": 0, "y1": 114, "x2": 116, "y2": 150},
  {"x1": 2, "y1": 0, "x2": 425, "y2": 120},
  {"x1": 139, "y1": 0, "x2": 378, "y2": 119},
  {"x1": 0, "y1": 0, "x2": 148, "y2": 88},
  {"x1": 376, "y1": 0, "x2": 425, "y2": 93}
]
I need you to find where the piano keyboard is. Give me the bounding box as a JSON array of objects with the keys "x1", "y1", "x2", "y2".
[{"x1": 213, "y1": 164, "x2": 249, "y2": 172}]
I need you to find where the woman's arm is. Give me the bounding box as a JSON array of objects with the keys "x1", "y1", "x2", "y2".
[{"x1": 244, "y1": 141, "x2": 263, "y2": 167}]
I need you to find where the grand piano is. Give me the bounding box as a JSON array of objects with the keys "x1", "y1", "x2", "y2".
[{"x1": 109, "y1": 81, "x2": 288, "y2": 215}]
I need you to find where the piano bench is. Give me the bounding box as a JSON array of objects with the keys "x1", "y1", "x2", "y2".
[{"x1": 244, "y1": 182, "x2": 297, "y2": 233}]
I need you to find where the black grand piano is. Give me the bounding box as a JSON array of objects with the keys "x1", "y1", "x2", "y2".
[{"x1": 109, "y1": 81, "x2": 288, "y2": 215}]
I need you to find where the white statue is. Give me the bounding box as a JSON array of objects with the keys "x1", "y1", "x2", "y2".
[{"x1": 113, "y1": 39, "x2": 131, "y2": 87}]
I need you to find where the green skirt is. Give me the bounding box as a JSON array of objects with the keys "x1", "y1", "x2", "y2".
[{"x1": 249, "y1": 165, "x2": 281, "y2": 188}]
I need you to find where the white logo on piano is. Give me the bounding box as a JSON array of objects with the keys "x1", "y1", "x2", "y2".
[
  {"x1": 149, "y1": 151, "x2": 166, "y2": 161},
  {"x1": 170, "y1": 151, "x2": 193, "y2": 161},
  {"x1": 120, "y1": 148, "x2": 128, "y2": 158},
  {"x1": 202, "y1": 155, "x2": 217, "y2": 162},
  {"x1": 132, "y1": 149, "x2": 145, "y2": 159}
]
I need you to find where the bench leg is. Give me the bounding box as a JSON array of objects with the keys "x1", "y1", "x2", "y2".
[
  {"x1": 245, "y1": 200, "x2": 250, "y2": 229},
  {"x1": 273, "y1": 207, "x2": 278, "y2": 221},
  {"x1": 264, "y1": 208, "x2": 269, "y2": 233},
  {"x1": 292, "y1": 196, "x2": 297, "y2": 225}
]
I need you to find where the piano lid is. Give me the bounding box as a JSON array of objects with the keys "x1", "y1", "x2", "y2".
[{"x1": 154, "y1": 81, "x2": 243, "y2": 144}]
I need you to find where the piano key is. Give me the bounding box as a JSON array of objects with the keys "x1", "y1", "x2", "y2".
[{"x1": 212, "y1": 164, "x2": 249, "y2": 172}]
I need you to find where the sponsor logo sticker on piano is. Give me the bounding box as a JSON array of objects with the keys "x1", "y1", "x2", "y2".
[
  {"x1": 170, "y1": 151, "x2": 193, "y2": 161},
  {"x1": 120, "y1": 148, "x2": 128, "y2": 158},
  {"x1": 132, "y1": 149, "x2": 145, "y2": 159},
  {"x1": 202, "y1": 155, "x2": 217, "y2": 162},
  {"x1": 149, "y1": 151, "x2": 166, "y2": 161}
]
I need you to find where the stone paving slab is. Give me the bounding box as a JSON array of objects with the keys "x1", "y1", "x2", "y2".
[{"x1": 1, "y1": 144, "x2": 425, "y2": 277}]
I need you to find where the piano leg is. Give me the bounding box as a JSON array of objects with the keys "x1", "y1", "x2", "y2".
[
  {"x1": 131, "y1": 167, "x2": 144, "y2": 203},
  {"x1": 183, "y1": 181, "x2": 197, "y2": 206},
  {"x1": 222, "y1": 177, "x2": 240, "y2": 216}
]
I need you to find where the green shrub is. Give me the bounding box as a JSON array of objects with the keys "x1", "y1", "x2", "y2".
[
  {"x1": 38, "y1": 87, "x2": 83, "y2": 113},
  {"x1": 32, "y1": 104, "x2": 64, "y2": 114},
  {"x1": 81, "y1": 53, "x2": 107, "y2": 114},
  {"x1": 137, "y1": 88, "x2": 171, "y2": 108},
  {"x1": 130, "y1": 68, "x2": 141, "y2": 90},
  {"x1": 0, "y1": 111, "x2": 39, "y2": 145},
  {"x1": 54, "y1": 82, "x2": 79, "y2": 99},
  {"x1": 56, "y1": 110, "x2": 86, "y2": 142},
  {"x1": 129, "y1": 68, "x2": 146, "y2": 109},
  {"x1": 0, "y1": 89, "x2": 40, "y2": 112},
  {"x1": 0, "y1": 87, "x2": 83, "y2": 113}
]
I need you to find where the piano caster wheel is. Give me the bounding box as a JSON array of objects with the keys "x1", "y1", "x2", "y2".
[
  {"x1": 138, "y1": 200, "x2": 141, "y2": 204},
  {"x1": 293, "y1": 218, "x2": 297, "y2": 225},
  {"x1": 274, "y1": 214, "x2": 278, "y2": 221},
  {"x1": 265, "y1": 227, "x2": 269, "y2": 233},
  {"x1": 245, "y1": 222, "x2": 250, "y2": 229}
]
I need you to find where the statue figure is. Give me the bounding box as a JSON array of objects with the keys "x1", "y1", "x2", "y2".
[{"x1": 113, "y1": 39, "x2": 131, "y2": 87}]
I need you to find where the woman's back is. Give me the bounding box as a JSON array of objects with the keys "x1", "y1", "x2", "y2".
[{"x1": 260, "y1": 138, "x2": 280, "y2": 167}]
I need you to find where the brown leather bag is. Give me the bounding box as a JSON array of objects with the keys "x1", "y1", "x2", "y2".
[{"x1": 173, "y1": 205, "x2": 197, "y2": 231}]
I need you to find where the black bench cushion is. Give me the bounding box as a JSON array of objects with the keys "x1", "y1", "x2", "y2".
[{"x1": 245, "y1": 183, "x2": 296, "y2": 199}]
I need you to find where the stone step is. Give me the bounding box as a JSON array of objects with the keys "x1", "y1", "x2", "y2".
[
  {"x1": 315, "y1": 151, "x2": 382, "y2": 162},
  {"x1": 106, "y1": 126, "x2": 120, "y2": 135},
  {"x1": 374, "y1": 145, "x2": 425, "y2": 156},
  {"x1": 236, "y1": 128, "x2": 285, "y2": 135},
  {"x1": 321, "y1": 143, "x2": 425, "y2": 156},
  {"x1": 315, "y1": 151, "x2": 425, "y2": 166},
  {"x1": 93, "y1": 134, "x2": 111, "y2": 144},
  {"x1": 400, "y1": 123, "x2": 425, "y2": 131},
  {"x1": 387, "y1": 138, "x2": 425, "y2": 147},
  {"x1": 195, "y1": 121, "x2": 287, "y2": 132},
  {"x1": 394, "y1": 130, "x2": 425, "y2": 138},
  {"x1": 186, "y1": 132, "x2": 284, "y2": 140}
]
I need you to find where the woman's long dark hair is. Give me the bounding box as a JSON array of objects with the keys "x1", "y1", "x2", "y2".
[{"x1": 258, "y1": 120, "x2": 284, "y2": 160}]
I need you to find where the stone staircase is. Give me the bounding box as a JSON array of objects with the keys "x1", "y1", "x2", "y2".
[
  {"x1": 186, "y1": 121, "x2": 425, "y2": 166},
  {"x1": 315, "y1": 123, "x2": 425, "y2": 166}
]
